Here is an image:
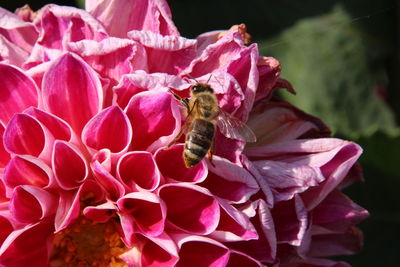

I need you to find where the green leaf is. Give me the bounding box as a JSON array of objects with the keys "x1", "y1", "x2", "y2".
[{"x1": 259, "y1": 5, "x2": 397, "y2": 138}]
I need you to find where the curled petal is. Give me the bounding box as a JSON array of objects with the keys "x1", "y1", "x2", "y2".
[
  {"x1": 10, "y1": 185, "x2": 57, "y2": 223},
  {"x1": 227, "y1": 250, "x2": 263, "y2": 267},
  {"x1": 254, "y1": 57, "x2": 281, "y2": 103},
  {"x1": 4, "y1": 114, "x2": 54, "y2": 161},
  {"x1": 67, "y1": 37, "x2": 148, "y2": 82},
  {"x1": 83, "y1": 201, "x2": 116, "y2": 223},
  {"x1": 117, "y1": 151, "x2": 161, "y2": 191},
  {"x1": 158, "y1": 183, "x2": 220, "y2": 235},
  {"x1": 125, "y1": 91, "x2": 182, "y2": 152},
  {"x1": 173, "y1": 234, "x2": 230, "y2": 267},
  {"x1": 0, "y1": 214, "x2": 14, "y2": 244},
  {"x1": 0, "y1": 63, "x2": 38, "y2": 125},
  {"x1": 202, "y1": 156, "x2": 259, "y2": 203},
  {"x1": 0, "y1": 35, "x2": 29, "y2": 67},
  {"x1": 128, "y1": 30, "x2": 196, "y2": 74},
  {"x1": 0, "y1": 7, "x2": 38, "y2": 52},
  {"x1": 91, "y1": 149, "x2": 125, "y2": 201},
  {"x1": 155, "y1": 144, "x2": 207, "y2": 184},
  {"x1": 0, "y1": 123, "x2": 11, "y2": 168},
  {"x1": 35, "y1": 4, "x2": 107, "y2": 50},
  {"x1": 0, "y1": 221, "x2": 53, "y2": 267},
  {"x1": 55, "y1": 179, "x2": 104, "y2": 232},
  {"x1": 82, "y1": 106, "x2": 132, "y2": 154},
  {"x1": 3, "y1": 156, "x2": 51, "y2": 196},
  {"x1": 42, "y1": 53, "x2": 103, "y2": 134},
  {"x1": 52, "y1": 141, "x2": 88, "y2": 190},
  {"x1": 117, "y1": 191, "x2": 166, "y2": 242},
  {"x1": 114, "y1": 71, "x2": 191, "y2": 109},
  {"x1": 120, "y1": 233, "x2": 179, "y2": 267},
  {"x1": 86, "y1": 0, "x2": 179, "y2": 37}
]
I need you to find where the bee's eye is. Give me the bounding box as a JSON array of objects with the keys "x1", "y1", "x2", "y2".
[{"x1": 192, "y1": 86, "x2": 202, "y2": 93}]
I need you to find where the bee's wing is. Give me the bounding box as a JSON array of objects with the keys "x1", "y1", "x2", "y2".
[{"x1": 216, "y1": 109, "x2": 257, "y2": 142}]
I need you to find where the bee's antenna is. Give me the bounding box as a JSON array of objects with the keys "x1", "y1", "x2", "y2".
[
  {"x1": 206, "y1": 74, "x2": 213, "y2": 84},
  {"x1": 182, "y1": 73, "x2": 199, "y2": 83}
]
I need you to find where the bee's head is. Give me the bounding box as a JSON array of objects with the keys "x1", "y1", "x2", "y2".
[{"x1": 191, "y1": 83, "x2": 214, "y2": 94}]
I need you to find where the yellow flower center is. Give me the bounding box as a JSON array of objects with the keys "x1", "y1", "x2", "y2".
[{"x1": 50, "y1": 216, "x2": 128, "y2": 267}]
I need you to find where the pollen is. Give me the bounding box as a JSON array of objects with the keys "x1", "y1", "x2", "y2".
[{"x1": 50, "y1": 216, "x2": 128, "y2": 267}]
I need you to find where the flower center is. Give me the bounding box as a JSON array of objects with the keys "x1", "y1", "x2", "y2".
[{"x1": 50, "y1": 216, "x2": 127, "y2": 267}]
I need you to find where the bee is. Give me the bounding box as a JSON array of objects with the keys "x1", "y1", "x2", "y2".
[{"x1": 168, "y1": 81, "x2": 257, "y2": 168}]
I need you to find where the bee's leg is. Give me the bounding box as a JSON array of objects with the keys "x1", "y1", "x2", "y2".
[
  {"x1": 168, "y1": 89, "x2": 189, "y2": 109},
  {"x1": 165, "y1": 123, "x2": 188, "y2": 149}
]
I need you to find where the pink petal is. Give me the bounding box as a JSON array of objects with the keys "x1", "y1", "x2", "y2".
[
  {"x1": 246, "y1": 102, "x2": 323, "y2": 147},
  {"x1": 155, "y1": 144, "x2": 207, "y2": 183},
  {"x1": 229, "y1": 199, "x2": 277, "y2": 263},
  {"x1": 10, "y1": 185, "x2": 57, "y2": 224},
  {"x1": 227, "y1": 250, "x2": 263, "y2": 267},
  {"x1": 210, "y1": 198, "x2": 258, "y2": 242},
  {"x1": 3, "y1": 114, "x2": 54, "y2": 161},
  {"x1": 114, "y1": 71, "x2": 191, "y2": 109},
  {"x1": 0, "y1": 123, "x2": 11, "y2": 168},
  {"x1": 125, "y1": 91, "x2": 182, "y2": 152},
  {"x1": 117, "y1": 191, "x2": 166, "y2": 242},
  {"x1": 254, "y1": 57, "x2": 281, "y2": 103},
  {"x1": 0, "y1": 63, "x2": 38, "y2": 125},
  {"x1": 0, "y1": 7, "x2": 38, "y2": 52},
  {"x1": 42, "y1": 53, "x2": 103, "y2": 134},
  {"x1": 117, "y1": 151, "x2": 161, "y2": 191},
  {"x1": 67, "y1": 37, "x2": 147, "y2": 82},
  {"x1": 0, "y1": 221, "x2": 53, "y2": 267},
  {"x1": 128, "y1": 30, "x2": 196, "y2": 74},
  {"x1": 3, "y1": 156, "x2": 51, "y2": 195},
  {"x1": 83, "y1": 201, "x2": 116, "y2": 223},
  {"x1": 55, "y1": 179, "x2": 104, "y2": 232},
  {"x1": 120, "y1": 233, "x2": 179, "y2": 267},
  {"x1": 91, "y1": 149, "x2": 125, "y2": 201},
  {"x1": 86, "y1": 0, "x2": 179, "y2": 37},
  {"x1": 272, "y1": 195, "x2": 309, "y2": 246},
  {"x1": 24, "y1": 107, "x2": 73, "y2": 142},
  {"x1": 34, "y1": 5, "x2": 107, "y2": 50},
  {"x1": 0, "y1": 35, "x2": 29, "y2": 67},
  {"x1": 201, "y1": 156, "x2": 259, "y2": 203},
  {"x1": 158, "y1": 183, "x2": 220, "y2": 235},
  {"x1": 82, "y1": 106, "x2": 132, "y2": 154},
  {"x1": 312, "y1": 190, "x2": 369, "y2": 232},
  {"x1": 52, "y1": 141, "x2": 88, "y2": 190},
  {"x1": 173, "y1": 234, "x2": 230, "y2": 267}
]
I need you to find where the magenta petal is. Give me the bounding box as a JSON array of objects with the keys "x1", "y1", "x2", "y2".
[
  {"x1": 83, "y1": 201, "x2": 116, "y2": 223},
  {"x1": 272, "y1": 195, "x2": 309, "y2": 246},
  {"x1": 91, "y1": 150, "x2": 125, "y2": 201},
  {"x1": 0, "y1": 35, "x2": 29, "y2": 67},
  {"x1": 155, "y1": 144, "x2": 207, "y2": 183},
  {"x1": 227, "y1": 250, "x2": 263, "y2": 267},
  {"x1": 3, "y1": 156, "x2": 50, "y2": 195},
  {"x1": 0, "y1": 214, "x2": 14, "y2": 244},
  {"x1": 0, "y1": 7, "x2": 38, "y2": 52},
  {"x1": 158, "y1": 183, "x2": 220, "y2": 235},
  {"x1": 120, "y1": 233, "x2": 179, "y2": 267},
  {"x1": 82, "y1": 106, "x2": 132, "y2": 154},
  {"x1": 0, "y1": 221, "x2": 53, "y2": 267},
  {"x1": 3, "y1": 114, "x2": 51, "y2": 159},
  {"x1": 86, "y1": 0, "x2": 179, "y2": 37},
  {"x1": 10, "y1": 185, "x2": 57, "y2": 224},
  {"x1": 174, "y1": 234, "x2": 230, "y2": 267},
  {"x1": 0, "y1": 64, "x2": 38, "y2": 125},
  {"x1": 117, "y1": 191, "x2": 166, "y2": 240},
  {"x1": 42, "y1": 53, "x2": 103, "y2": 134},
  {"x1": 0, "y1": 124, "x2": 11, "y2": 168},
  {"x1": 35, "y1": 5, "x2": 107, "y2": 50},
  {"x1": 201, "y1": 156, "x2": 259, "y2": 203},
  {"x1": 125, "y1": 91, "x2": 182, "y2": 152},
  {"x1": 52, "y1": 141, "x2": 88, "y2": 190},
  {"x1": 24, "y1": 107, "x2": 72, "y2": 142},
  {"x1": 67, "y1": 38, "x2": 147, "y2": 82},
  {"x1": 117, "y1": 151, "x2": 160, "y2": 191},
  {"x1": 128, "y1": 30, "x2": 196, "y2": 74},
  {"x1": 254, "y1": 57, "x2": 281, "y2": 103}
]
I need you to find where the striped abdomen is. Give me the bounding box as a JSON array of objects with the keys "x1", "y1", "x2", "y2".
[{"x1": 184, "y1": 119, "x2": 215, "y2": 167}]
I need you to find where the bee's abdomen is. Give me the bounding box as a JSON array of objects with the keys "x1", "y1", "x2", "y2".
[{"x1": 184, "y1": 119, "x2": 215, "y2": 167}]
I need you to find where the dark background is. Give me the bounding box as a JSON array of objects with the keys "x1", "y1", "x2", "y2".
[{"x1": 2, "y1": 0, "x2": 400, "y2": 266}]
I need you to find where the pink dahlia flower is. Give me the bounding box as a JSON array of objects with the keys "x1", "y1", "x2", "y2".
[{"x1": 0, "y1": 0, "x2": 368, "y2": 266}]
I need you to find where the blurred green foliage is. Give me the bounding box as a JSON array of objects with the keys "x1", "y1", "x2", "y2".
[{"x1": 260, "y1": 5, "x2": 397, "y2": 138}]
